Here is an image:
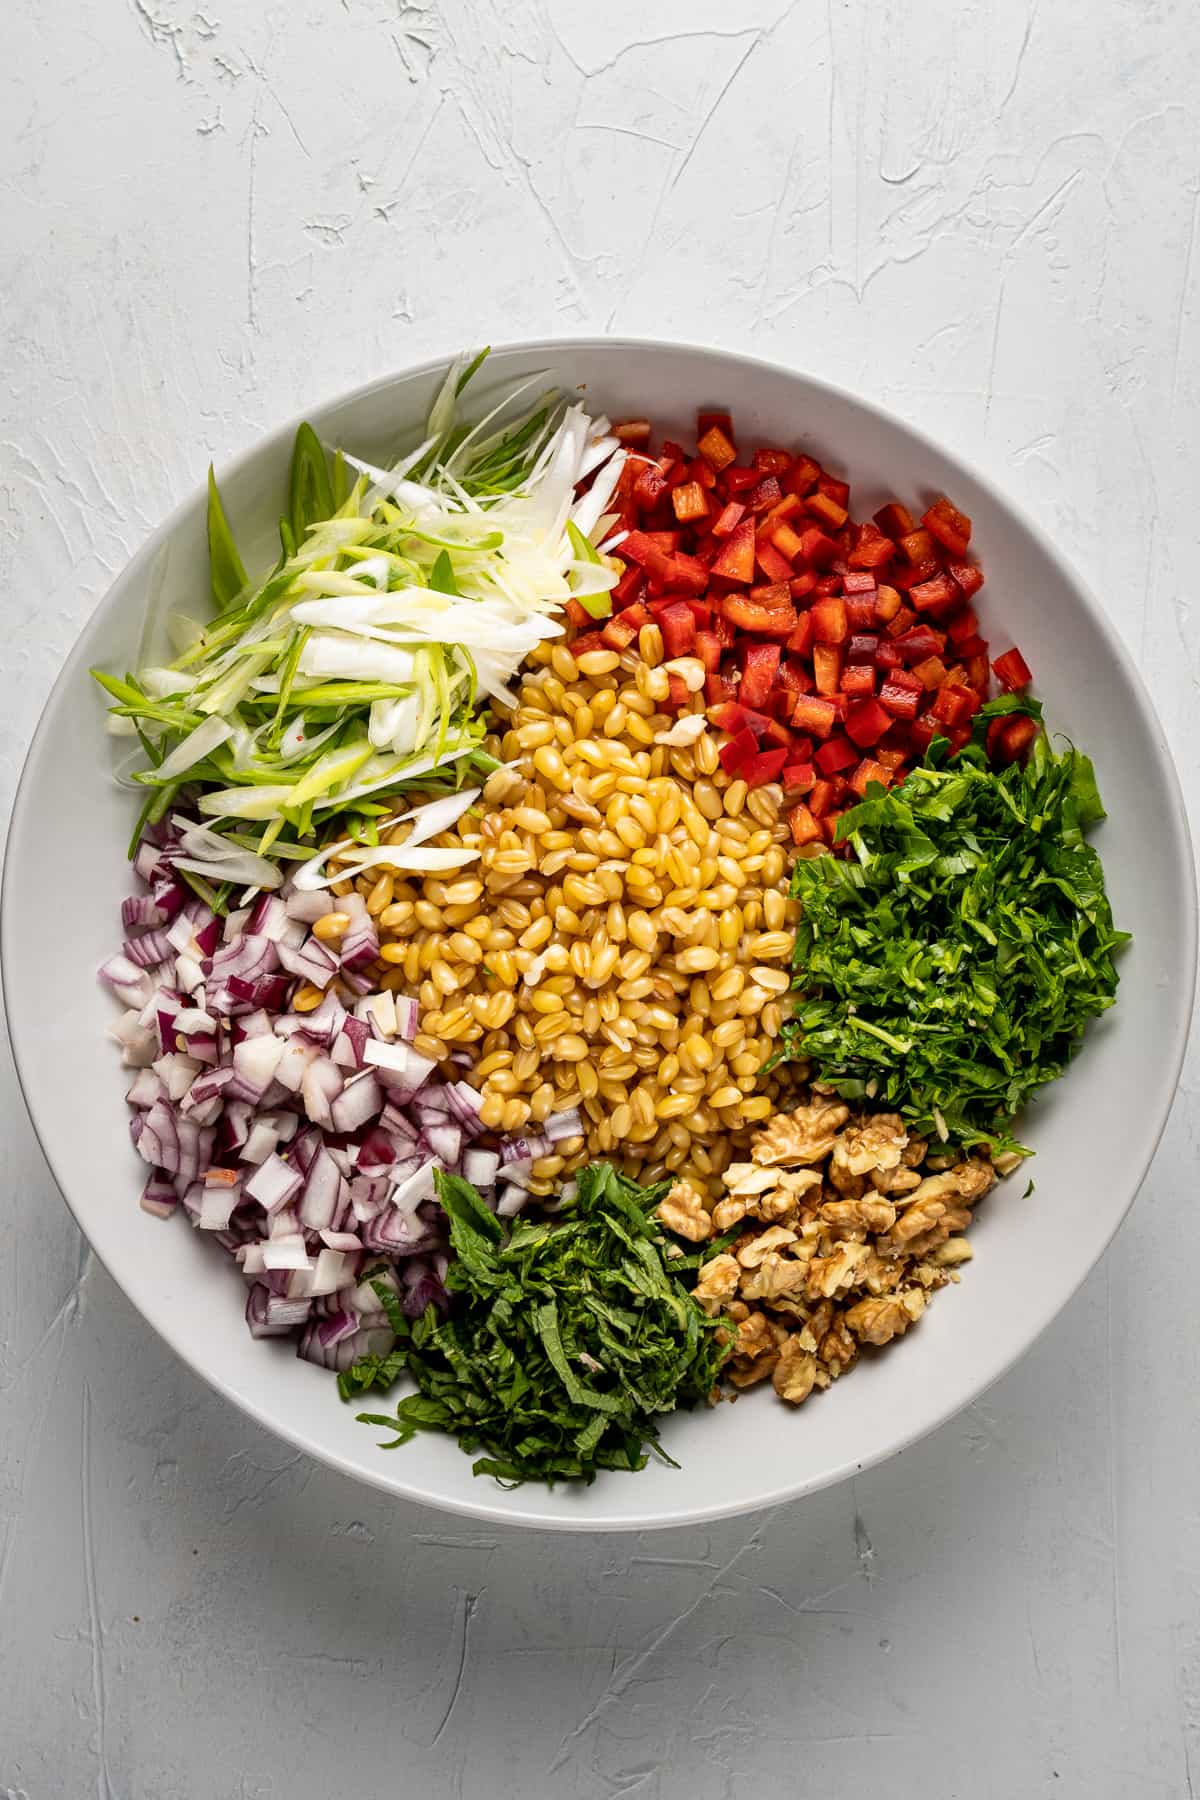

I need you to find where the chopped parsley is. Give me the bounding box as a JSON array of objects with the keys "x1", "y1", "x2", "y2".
[{"x1": 778, "y1": 700, "x2": 1128, "y2": 1154}]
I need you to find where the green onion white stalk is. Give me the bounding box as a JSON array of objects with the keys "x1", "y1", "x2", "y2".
[{"x1": 92, "y1": 351, "x2": 626, "y2": 882}]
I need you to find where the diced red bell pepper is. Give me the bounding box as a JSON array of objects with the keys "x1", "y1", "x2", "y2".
[
  {"x1": 846, "y1": 632, "x2": 879, "y2": 665},
  {"x1": 611, "y1": 562, "x2": 645, "y2": 610},
  {"x1": 756, "y1": 495, "x2": 803, "y2": 541},
  {"x1": 878, "y1": 680, "x2": 921, "y2": 720},
  {"x1": 849, "y1": 757, "x2": 892, "y2": 797},
  {"x1": 749, "y1": 581, "x2": 792, "y2": 609},
  {"x1": 713, "y1": 615, "x2": 736, "y2": 649},
  {"x1": 719, "y1": 727, "x2": 759, "y2": 774},
  {"x1": 799, "y1": 527, "x2": 838, "y2": 569},
  {"x1": 811, "y1": 596, "x2": 849, "y2": 645},
  {"x1": 812, "y1": 644, "x2": 843, "y2": 696},
  {"x1": 665, "y1": 674, "x2": 691, "y2": 709},
  {"x1": 965, "y1": 652, "x2": 990, "y2": 692},
  {"x1": 949, "y1": 560, "x2": 984, "y2": 601},
  {"x1": 909, "y1": 571, "x2": 961, "y2": 615},
  {"x1": 892, "y1": 556, "x2": 941, "y2": 594},
  {"x1": 711, "y1": 501, "x2": 745, "y2": 538},
  {"x1": 929, "y1": 685, "x2": 976, "y2": 729},
  {"x1": 806, "y1": 491, "x2": 848, "y2": 531},
  {"x1": 845, "y1": 595, "x2": 878, "y2": 629},
  {"x1": 874, "y1": 584, "x2": 903, "y2": 623},
  {"x1": 776, "y1": 658, "x2": 811, "y2": 695},
  {"x1": 672, "y1": 481, "x2": 709, "y2": 523},
  {"x1": 815, "y1": 735, "x2": 858, "y2": 775},
  {"x1": 600, "y1": 612, "x2": 640, "y2": 651},
  {"x1": 785, "y1": 454, "x2": 822, "y2": 498},
  {"x1": 755, "y1": 541, "x2": 794, "y2": 584},
  {"x1": 992, "y1": 646, "x2": 1033, "y2": 691},
  {"x1": 848, "y1": 522, "x2": 894, "y2": 570},
  {"x1": 874, "y1": 501, "x2": 915, "y2": 539},
  {"x1": 564, "y1": 597, "x2": 594, "y2": 631},
  {"x1": 813, "y1": 574, "x2": 843, "y2": 598},
  {"x1": 753, "y1": 447, "x2": 793, "y2": 476},
  {"x1": 788, "y1": 800, "x2": 822, "y2": 846},
  {"x1": 614, "y1": 419, "x2": 652, "y2": 444},
  {"x1": 739, "y1": 643, "x2": 781, "y2": 710},
  {"x1": 792, "y1": 695, "x2": 837, "y2": 739},
  {"x1": 842, "y1": 570, "x2": 877, "y2": 595},
  {"x1": 768, "y1": 688, "x2": 797, "y2": 721},
  {"x1": 633, "y1": 463, "x2": 671, "y2": 510},
  {"x1": 783, "y1": 761, "x2": 817, "y2": 793},
  {"x1": 618, "y1": 529, "x2": 674, "y2": 565},
  {"x1": 770, "y1": 521, "x2": 806, "y2": 564},
  {"x1": 722, "y1": 464, "x2": 760, "y2": 494},
  {"x1": 694, "y1": 629, "x2": 722, "y2": 673},
  {"x1": 705, "y1": 669, "x2": 738, "y2": 706},
  {"x1": 818, "y1": 473, "x2": 851, "y2": 507},
  {"x1": 570, "y1": 630, "x2": 607, "y2": 657},
  {"x1": 708, "y1": 701, "x2": 770, "y2": 739},
  {"x1": 947, "y1": 607, "x2": 980, "y2": 645},
  {"x1": 807, "y1": 779, "x2": 835, "y2": 818},
  {"x1": 898, "y1": 527, "x2": 937, "y2": 565},
  {"x1": 952, "y1": 633, "x2": 988, "y2": 660},
  {"x1": 910, "y1": 715, "x2": 939, "y2": 754},
  {"x1": 840, "y1": 663, "x2": 876, "y2": 699},
  {"x1": 749, "y1": 475, "x2": 783, "y2": 514},
  {"x1": 742, "y1": 747, "x2": 789, "y2": 788},
  {"x1": 684, "y1": 598, "x2": 713, "y2": 625},
  {"x1": 688, "y1": 456, "x2": 718, "y2": 491},
  {"x1": 922, "y1": 496, "x2": 972, "y2": 557},
  {"x1": 698, "y1": 425, "x2": 737, "y2": 472},
  {"x1": 892, "y1": 624, "x2": 945, "y2": 665},
  {"x1": 722, "y1": 594, "x2": 798, "y2": 635},
  {"x1": 874, "y1": 639, "x2": 903, "y2": 671},
  {"x1": 910, "y1": 654, "x2": 948, "y2": 689},
  {"x1": 996, "y1": 715, "x2": 1039, "y2": 765},
  {"x1": 657, "y1": 601, "x2": 697, "y2": 658},
  {"x1": 844, "y1": 698, "x2": 892, "y2": 748},
  {"x1": 710, "y1": 519, "x2": 757, "y2": 583}
]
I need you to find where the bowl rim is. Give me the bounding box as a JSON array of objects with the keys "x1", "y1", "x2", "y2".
[{"x1": 4, "y1": 333, "x2": 1196, "y2": 1531}]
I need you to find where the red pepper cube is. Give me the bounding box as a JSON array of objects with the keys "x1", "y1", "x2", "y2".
[
  {"x1": 711, "y1": 501, "x2": 745, "y2": 539},
  {"x1": 848, "y1": 523, "x2": 894, "y2": 571},
  {"x1": 909, "y1": 571, "x2": 961, "y2": 614},
  {"x1": 806, "y1": 491, "x2": 849, "y2": 531},
  {"x1": 710, "y1": 519, "x2": 757, "y2": 584},
  {"x1": 658, "y1": 601, "x2": 697, "y2": 658},
  {"x1": 815, "y1": 735, "x2": 858, "y2": 775},
  {"x1": 672, "y1": 481, "x2": 709, "y2": 524},
  {"x1": 811, "y1": 597, "x2": 849, "y2": 645},
  {"x1": 783, "y1": 761, "x2": 817, "y2": 794},
  {"x1": 722, "y1": 594, "x2": 798, "y2": 635},
  {"x1": 718, "y1": 727, "x2": 759, "y2": 774},
  {"x1": 633, "y1": 464, "x2": 671, "y2": 511},
  {"x1": 846, "y1": 632, "x2": 879, "y2": 665},
  {"x1": 738, "y1": 643, "x2": 782, "y2": 711},
  {"x1": 946, "y1": 607, "x2": 980, "y2": 645},
  {"x1": 697, "y1": 425, "x2": 737, "y2": 473},
  {"x1": 569, "y1": 630, "x2": 607, "y2": 657},
  {"x1": 614, "y1": 419, "x2": 652, "y2": 444},
  {"x1": 844, "y1": 596, "x2": 878, "y2": 631},
  {"x1": 788, "y1": 572, "x2": 818, "y2": 606},
  {"x1": 849, "y1": 757, "x2": 892, "y2": 797},
  {"x1": 770, "y1": 521, "x2": 806, "y2": 564},
  {"x1": 877, "y1": 747, "x2": 908, "y2": 772},
  {"x1": 807, "y1": 779, "x2": 835, "y2": 818},
  {"x1": 755, "y1": 541, "x2": 794, "y2": 585},
  {"x1": 785, "y1": 454, "x2": 822, "y2": 498},
  {"x1": 791, "y1": 695, "x2": 838, "y2": 739},
  {"x1": 749, "y1": 475, "x2": 783, "y2": 513},
  {"x1": 872, "y1": 502, "x2": 913, "y2": 541},
  {"x1": 785, "y1": 617, "x2": 815, "y2": 663},
  {"x1": 705, "y1": 669, "x2": 737, "y2": 706},
  {"x1": 799, "y1": 527, "x2": 838, "y2": 569},
  {"x1": 693, "y1": 629, "x2": 722, "y2": 674},
  {"x1": 611, "y1": 563, "x2": 645, "y2": 611},
  {"x1": 665, "y1": 674, "x2": 691, "y2": 710},
  {"x1": 722, "y1": 464, "x2": 760, "y2": 494},
  {"x1": 949, "y1": 560, "x2": 984, "y2": 601},
  {"x1": 818, "y1": 473, "x2": 851, "y2": 507},
  {"x1": 697, "y1": 409, "x2": 733, "y2": 440},
  {"x1": 687, "y1": 457, "x2": 718, "y2": 492},
  {"x1": 600, "y1": 613, "x2": 640, "y2": 652},
  {"x1": 844, "y1": 697, "x2": 892, "y2": 748},
  {"x1": 965, "y1": 652, "x2": 990, "y2": 691},
  {"x1": 910, "y1": 654, "x2": 948, "y2": 689},
  {"x1": 874, "y1": 639, "x2": 904, "y2": 672},
  {"x1": 713, "y1": 615, "x2": 736, "y2": 649},
  {"x1": 878, "y1": 680, "x2": 921, "y2": 720},
  {"x1": 813, "y1": 574, "x2": 843, "y2": 598},
  {"x1": 952, "y1": 633, "x2": 988, "y2": 660},
  {"x1": 840, "y1": 664, "x2": 876, "y2": 699},
  {"x1": 992, "y1": 646, "x2": 1033, "y2": 691},
  {"x1": 788, "y1": 800, "x2": 822, "y2": 846},
  {"x1": 897, "y1": 528, "x2": 937, "y2": 565},
  {"x1": 842, "y1": 570, "x2": 877, "y2": 596},
  {"x1": 922, "y1": 496, "x2": 972, "y2": 557},
  {"x1": 742, "y1": 747, "x2": 790, "y2": 788},
  {"x1": 753, "y1": 447, "x2": 793, "y2": 476},
  {"x1": 930, "y1": 685, "x2": 975, "y2": 729},
  {"x1": 564, "y1": 598, "x2": 595, "y2": 631},
  {"x1": 999, "y1": 715, "x2": 1039, "y2": 763},
  {"x1": 812, "y1": 644, "x2": 843, "y2": 696}
]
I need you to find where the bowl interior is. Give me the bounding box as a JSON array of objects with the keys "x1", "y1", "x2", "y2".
[{"x1": 4, "y1": 339, "x2": 1194, "y2": 1530}]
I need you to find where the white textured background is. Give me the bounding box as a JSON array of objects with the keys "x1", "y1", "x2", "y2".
[{"x1": 3, "y1": 2, "x2": 1199, "y2": 1795}]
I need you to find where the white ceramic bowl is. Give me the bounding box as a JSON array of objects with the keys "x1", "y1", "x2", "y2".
[{"x1": 4, "y1": 340, "x2": 1195, "y2": 1531}]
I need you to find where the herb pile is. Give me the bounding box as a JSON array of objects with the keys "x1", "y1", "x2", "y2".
[
  {"x1": 778, "y1": 700, "x2": 1128, "y2": 1153},
  {"x1": 341, "y1": 1165, "x2": 730, "y2": 1484}
]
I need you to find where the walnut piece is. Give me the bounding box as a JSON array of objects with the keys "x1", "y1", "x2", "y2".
[
  {"x1": 773, "y1": 1336, "x2": 818, "y2": 1405},
  {"x1": 692, "y1": 1251, "x2": 740, "y2": 1315},
  {"x1": 656, "y1": 1178, "x2": 712, "y2": 1242},
  {"x1": 752, "y1": 1099, "x2": 850, "y2": 1167}
]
